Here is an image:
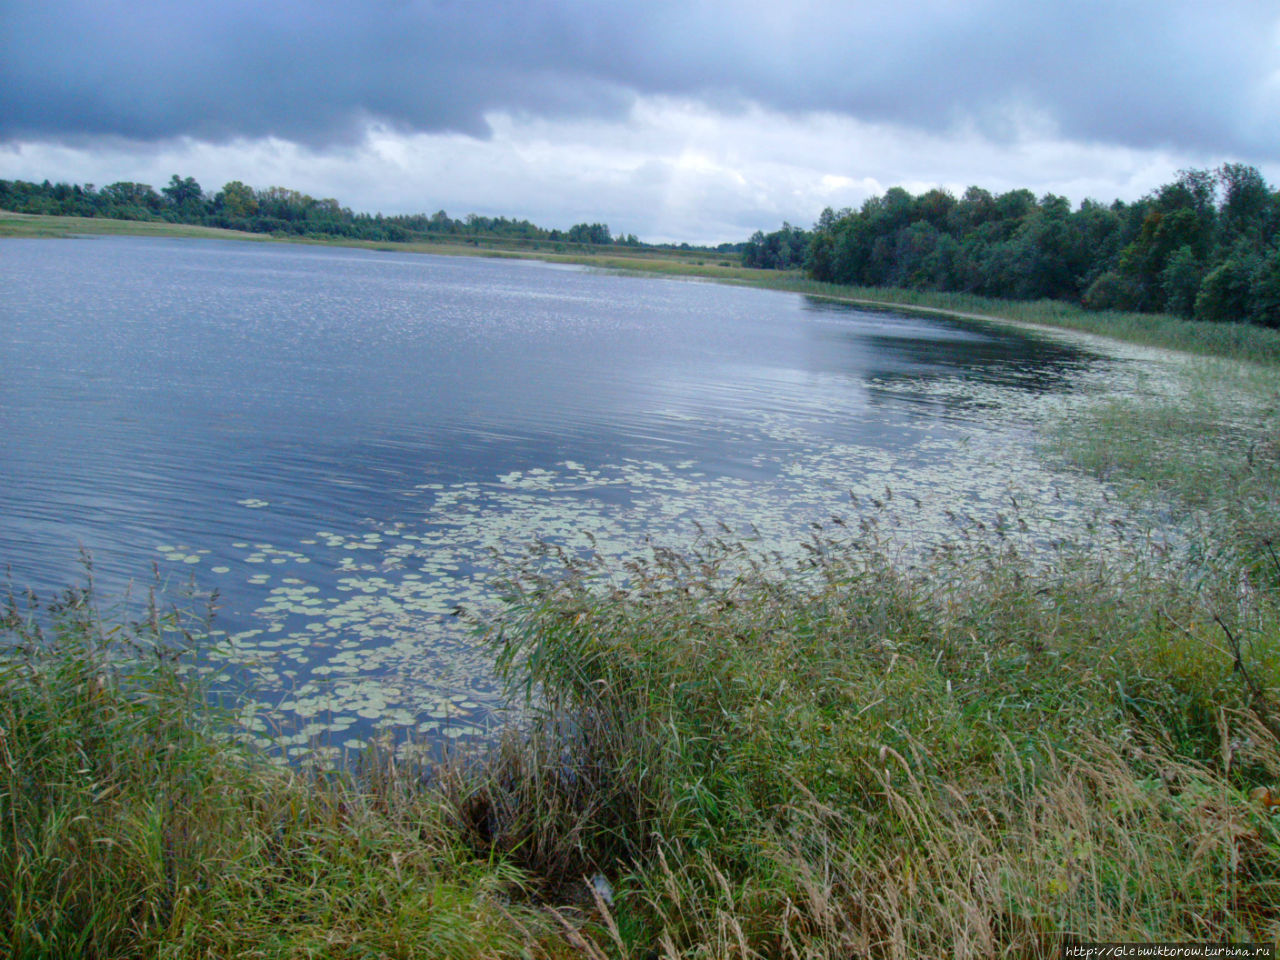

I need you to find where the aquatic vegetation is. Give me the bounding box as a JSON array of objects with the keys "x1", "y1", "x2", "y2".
[
  {"x1": 459, "y1": 509, "x2": 1280, "y2": 955},
  {"x1": 169, "y1": 325, "x2": 1184, "y2": 761},
  {"x1": 1047, "y1": 353, "x2": 1280, "y2": 584}
]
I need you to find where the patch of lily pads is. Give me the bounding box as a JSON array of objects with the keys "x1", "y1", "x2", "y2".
[{"x1": 155, "y1": 326, "x2": 1192, "y2": 764}]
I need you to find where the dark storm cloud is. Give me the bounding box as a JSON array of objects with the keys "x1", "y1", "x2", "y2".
[
  {"x1": 0, "y1": 1, "x2": 633, "y2": 144},
  {"x1": 3, "y1": 0, "x2": 1276, "y2": 158}
]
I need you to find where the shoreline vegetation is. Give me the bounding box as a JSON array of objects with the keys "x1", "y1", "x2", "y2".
[{"x1": 4, "y1": 211, "x2": 1280, "y2": 955}]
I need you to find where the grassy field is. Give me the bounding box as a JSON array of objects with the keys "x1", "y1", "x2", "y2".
[
  {"x1": 0, "y1": 209, "x2": 739, "y2": 270},
  {"x1": 0, "y1": 210, "x2": 278, "y2": 243},
  {"x1": 4, "y1": 210, "x2": 1280, "y2": 956}
]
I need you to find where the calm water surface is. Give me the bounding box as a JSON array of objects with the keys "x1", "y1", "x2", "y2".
[{"x1": 1, "y1": 236, "x2": 1101, "y2": 755}]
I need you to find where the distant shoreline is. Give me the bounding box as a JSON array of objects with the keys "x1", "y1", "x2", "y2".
[{"x1": 7, "y1": 208, "x2": 1280, "y2": 367}]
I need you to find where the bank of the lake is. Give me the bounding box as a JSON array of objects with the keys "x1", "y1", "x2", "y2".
[{"x1": 4, "y1": 223, "x2": 1280, "y2": 956}]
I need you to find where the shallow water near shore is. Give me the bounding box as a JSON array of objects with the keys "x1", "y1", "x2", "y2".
[{"x1": 1, "y1": 236, "x2": 1149, "y2": 759}]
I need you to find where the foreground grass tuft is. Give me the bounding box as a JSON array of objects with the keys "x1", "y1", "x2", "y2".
[
  {"x1": 454, "y1": 513, "x2": 1280, "y2": 957},
  {"x1": 0, "y1": 583, "x2": 570, "y2": 959}
]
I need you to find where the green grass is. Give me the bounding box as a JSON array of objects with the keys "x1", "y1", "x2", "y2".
[
  {"x1": 0, "y1": 210, "x2": 275, "y2": 243},
  {"x1": 0, "y1": 581, "x2": 573, "y2": 959},
  {"x1": 464, "y1": 504, "x2": 1280, "y2": 957}
]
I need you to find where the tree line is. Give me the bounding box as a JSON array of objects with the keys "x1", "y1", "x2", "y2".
[
  {"x1": 747, "y1": 164, "x2": 1280, "y2": 326},
  {"x1": 0, "y1": 175, "x2": 647, "y2": 249}
]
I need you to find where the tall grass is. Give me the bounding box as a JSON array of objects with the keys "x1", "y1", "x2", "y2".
[
  {"x1": 463, "y1": 510, "x2": 1280, "y2": 957},
  {"x1": 1047, "y1": 356, "x2": 1280, "y2": 584},
  {"x1": 0, "y1": 579, "x2": 569, "y2": 959}
]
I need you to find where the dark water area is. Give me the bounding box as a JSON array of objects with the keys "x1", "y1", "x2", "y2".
[{"x1": 0, "y1": 236, "x2": 1101, "y2": 756}]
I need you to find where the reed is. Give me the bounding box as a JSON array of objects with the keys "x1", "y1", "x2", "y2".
[
  {"x1": 0, "y1": 578, "x2": 567, "y2": 959},
  {"x1": 462, "y1": 501, "x2": 1280, "y2": 956},
  {"x1": 1047, "y1": 355, "x2": 1280, "y2": 584}
]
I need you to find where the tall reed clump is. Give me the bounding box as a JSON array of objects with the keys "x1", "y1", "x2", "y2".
[
  {"x1": 455, "y1": 516, "x2": 1280, "y2": 958},
  {"x1": 0, "y1": 578, "x2": 569, "y2": 959}
]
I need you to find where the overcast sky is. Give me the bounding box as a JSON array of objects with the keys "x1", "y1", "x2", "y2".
[{"x1": 2, "y1": 1, "x2": 1278, "y2": 244}]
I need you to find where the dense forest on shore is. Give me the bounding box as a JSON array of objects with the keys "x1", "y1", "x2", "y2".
[
  {"x1": 744, "y1": 164, "x2": 1280, "y2": 327},
  {"x1": 7, "y1": 165, "x2": 1280, "y2": 326},
  {"x1": 0, "y1": 174, "x2": 739, "y2": 254}
]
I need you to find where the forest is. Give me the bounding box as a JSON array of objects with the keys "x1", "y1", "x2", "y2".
[
  {"x1": 744, "y1": 164, "x2": 1280, "y2": 326},
  {"x1": 0, "y1": 175, "x2": 649, "y2": 250}
]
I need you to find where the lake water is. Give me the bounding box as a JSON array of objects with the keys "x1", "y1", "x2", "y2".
[{"x1": 1, "y1": 236, "x2": 1109, "y2": 758}]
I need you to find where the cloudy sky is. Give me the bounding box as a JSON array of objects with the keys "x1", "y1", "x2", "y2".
[{"x1": 2, "y1": 1, "x2": 1278, "y2": 244}]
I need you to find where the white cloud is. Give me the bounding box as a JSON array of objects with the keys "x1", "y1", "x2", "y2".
[{"x1": 3, "y1": 95, "x2": 1276, "y2": 245}]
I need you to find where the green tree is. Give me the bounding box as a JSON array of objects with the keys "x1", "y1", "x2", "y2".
[
  {"x1": 743, "y1": 223, "x2": 808, "y2": 270},
  {"x1": 1217, "y1": 162, "x2": 1270, "y2": 243},
  {"x1": 947, "y1": 186, "x2": 997, "y2": 235},
  {"x1": 162, "y1": 174, "x2": 204, "y2": 209},
  {"x1": 215, "y1": 180, "x2": 257, "y2": 219},
  {"x1": 1195, "y1": 258, "x2": 1251, "y2": 322},
  {"x1": 994, "y1": 189, "x2": 1037, "y2": 229},
  {"x1": 915, "y1": 188, "x2": 956, "y2": 229},
  {"x1": 1160, "y1": 245, "x2": 1202, "y2": 317},
  {"x1": 567, "y1": 222, "x2": 612, "y2": 245},
  {"x1": 1250, "y1": 247, "x2": 1280, "y2": 327},
  {"x1": 100, "y1": 181, "x2": 162, "y2": 213},
  {"x1": 1083, "y1": 270, "x2": 1143, "y2": 311}
]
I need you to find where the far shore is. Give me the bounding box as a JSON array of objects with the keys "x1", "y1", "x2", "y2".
[{"x1": 6, "y1": 207, "x2": 1280, "y2": 367}]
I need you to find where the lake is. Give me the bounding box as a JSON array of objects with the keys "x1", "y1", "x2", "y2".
[{"x1": 1, "y1": 236, "x2": 1113, "y2": 758}]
